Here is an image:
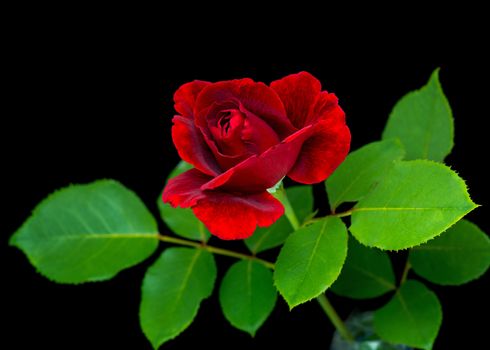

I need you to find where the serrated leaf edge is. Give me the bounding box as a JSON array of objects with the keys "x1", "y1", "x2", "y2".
[
  {"x1": 140, "y1": 248, "x2": 217, "y2": 349},
  {"x1": 9, "y1": 179, "x2": 158, "y2": 284},
  {"x1": 409, "y1": 220, "x2": 490, "y2": 286},
  {"x1": 351, "y1": 159, "x2": 478, "y2": 251},
  {"x1": 274, "y1": 218, "x2": 348, "y2": 309},
  {"x1": 382, "y1": 68, "x2": 454, "y2": 162}
]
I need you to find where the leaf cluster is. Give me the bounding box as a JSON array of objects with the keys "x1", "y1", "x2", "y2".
[{"x1": 10, "y1": 69, "x2": 489, "y2": 349}]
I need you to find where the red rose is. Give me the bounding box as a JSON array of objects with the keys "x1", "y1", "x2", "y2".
[{"x1": 162, "y1": 72, "x2": 351, "y2": 240}]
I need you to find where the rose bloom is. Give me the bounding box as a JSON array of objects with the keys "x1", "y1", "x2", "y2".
[{"x1": 163, "y1": 72, "x2": 350, "y2": 239}]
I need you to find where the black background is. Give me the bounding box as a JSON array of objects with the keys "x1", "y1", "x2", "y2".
[{"x1": 3, "y1": 60, "x2": 488, "y2": 349}]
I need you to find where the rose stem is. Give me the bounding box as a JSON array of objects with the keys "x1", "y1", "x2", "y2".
[
  {"x1": 316, "y1": 294, "x2": 354, "y2": 341},
  {"x1": 156, "y1": 234, "x2": 275, "y2": 269},
  {"x1": 277, "y1": 186, "x2": 355, "y2": 342},
  {"x1": 274, "y1": 185, "x2": 301, "y2": 230}
]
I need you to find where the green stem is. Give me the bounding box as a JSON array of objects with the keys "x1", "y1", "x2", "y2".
[
  {"x1": 331, "y1": 209, "x2": 354, "y2": 218},
  {"x1": 317, "y1": 294, "x2": 354, "y2": 341},
  {"x1": 400, "y1": 259, "x2": 411, "y2": 285},
  {"x1": 278, "y1": 186, "x2": 353, "y2": 342},
  {"x1": 157, "y1": 234, "x2": 275, "y2": 269},
  {"x1": 275, "y1": 186, "x2": 301, "y2": 230},
  {"x1": 303, "y1": 209, "x2": 354, "y2": 226}
]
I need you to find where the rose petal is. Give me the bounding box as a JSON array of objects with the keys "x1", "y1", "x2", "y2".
[
  {"x1": 201, "y1": 125, "x2": 314, "y2": 193},
  {"x1": 209, "y1": 109, "x2": 249, "y2": 156},
  {"x1": 200, "y1": 126, "x2": 251, "y2": 170},
  {"x1": 288, "y1": 119, "x2": 351, "y2": 184},
  {"x1": 240, "y1": 107, "x2": 281, "y2": 154},
  {"x1": 162, "y1": 168, "x2": 284, "y2": 240},
  {"x1": 193, "y1": 191, "x2": 284, "y2": 240},
  {"x1": 270, "y1": 71, "x2": 322, "y2": 128},
  {"x1": 195, "y1": 78, "x2": 295, "y2": 138},
  {"x1": 308, "y1": 92, "x2": 346, "y2": 129},
  {"x1": 162, "y1": 168, "x2": 211, "y2": 208},
  {"x1": 172, "y1": 116, "x2": 222, "y2": 176},
  {"x1": 174, "y1": 80, "x2": 210, "y2": 118}
]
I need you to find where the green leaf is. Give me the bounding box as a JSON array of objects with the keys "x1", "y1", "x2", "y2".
[
  {"x1": 374, "y1": 280, "x2": 442, "y2": 350},
  {"x1": 331, "y1": 238, "x2": 396, "y2": 299},
  {"x1": 158, "y1": 161, "x2": 210, "y2": 242},
  {"x1": 158, "y1": 205, "x2": 209, "y2": 242},
  {"x1": 286, "y1": 185, "x2": 314, "y2": 223},
  {"x1": 382, "y1": 69, "x2": 454, "y2": 162},
  {"x1": 326, "y1": 140, "x2": 405, "y2": 211},
  {"x1": 274, "y1": 217, "x2": 348, "y2": 308},
  {"x1": 350, "y1": 160, "x2": 477, "y2": 250},
  {"x1": 244, "y1": 186, "x2": 312, "y2": 254},
  {"x1": 140, "y1": 247, "x2": 217, "y2": 349},
  {"x1": 245, "y1": 216, "x2": 292, "y2": 254},
  {"x1": 10, "y1": 180, "x2": 158, "y2": 284},
  {"x1": 410, "y1": 219, "x2": 490, "y2": 285},
  {"x1": 219, "y1": 260, "x2": 277, "y2": 336}
]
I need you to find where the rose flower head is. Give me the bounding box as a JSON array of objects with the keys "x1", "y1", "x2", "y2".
[{"x1": 163, "y1": 72, "x2": 351, "y2": 239}]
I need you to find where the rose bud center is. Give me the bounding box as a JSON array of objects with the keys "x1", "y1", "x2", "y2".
[
  {"x1": 210, "y1": 107, "x2": 280, "y2": 164},
  {"x1": 218, "y1": 109, "x2": 244, "y2": 137}
]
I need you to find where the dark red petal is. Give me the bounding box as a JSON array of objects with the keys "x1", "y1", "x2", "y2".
[
  {"x1": 270, "y1": 71, "x2": 322, "y2": 128},
  {"x1": 174, "y1": 80, "x2": 210, "y2": 118},
  {"x1": 209, "y1": 109, "x2": 249, "y2": 156},
  {"x1": 192, "y1": 191, "x2": 284, "y2": 240},
  {"x1": 172, "y1": 115, "x2": 222, "y2": 176},
  {"x1": 162, "y1": 168, "x2": 284, "y2": 240},
  {"x1": 201, "y1": 125, "x2": 314, "y2": 193},
  {"x1": 240, "y1": 107, "x2": 281, "y2": 154},
  {"x1": 288, "y1": 118, "x2": 351, "y2": 184},
  {"x1": 310, "y1": 92, "x2": 344, "y2": 123},
  {"x1": 200, "y1": 126, "x2": 251, "y2": 170},
  {"x1": 162, "y1": 169, "x2": 212, "y2": 208},
  {"x1": 195, "y1": 79, "x2": 295, "y2": 138}
]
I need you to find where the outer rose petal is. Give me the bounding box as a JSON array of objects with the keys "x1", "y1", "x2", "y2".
[
  {"x1": 310, "y1": 91, "x2": 344, "y2": 125},
  {"x1": 174, "y1": 80, "x2": 210, "y2": 118},
  {"x1": 288, "y1": 119, "x2": 351, "y2": 184},
  {"x1": 270, "y1": 71, "x2": 321, "y2": 128},
  {"x1": 201, "y1": 125, "x2": 314, "y2": 193},
  {"x1": 162, "y1": 168, "x2": 284, "y2": 240},
  {"x1": 162, "y1": 168, "x2": 211, "y2": 207},
  {"x1": 193, "y1": 191, "x2": 284, "y2": 240},
  {"x1": 195, "y1": 78, "x2": 295, "y2": 138},
  {"x1": 172, "y1": 115, "x2": 222, "y2": 176}
]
